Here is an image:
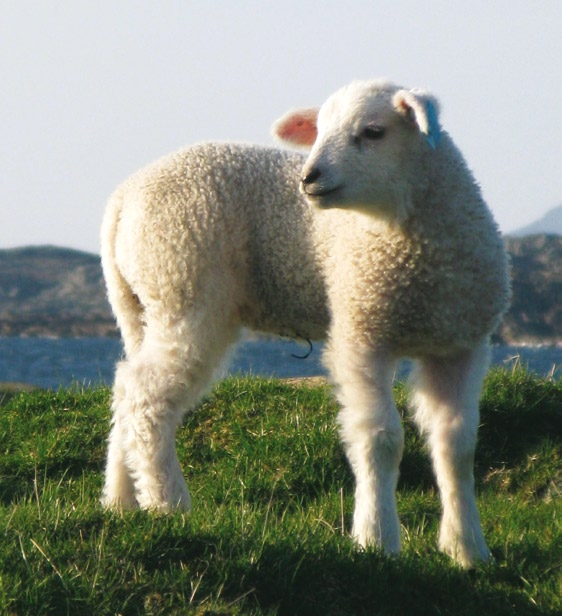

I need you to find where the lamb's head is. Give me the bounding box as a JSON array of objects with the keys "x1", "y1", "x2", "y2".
[{"x1": 273, "y1": 80, "x2": 441, "y2": 222}]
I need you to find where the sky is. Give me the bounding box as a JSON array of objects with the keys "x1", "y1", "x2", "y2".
[{"x1": 2, "y1": 1, "x2": 561, "y2": 254}]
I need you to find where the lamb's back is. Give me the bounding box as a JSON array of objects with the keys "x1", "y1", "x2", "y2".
[{"x1": 110, "y1": 143, "x2": 330, "y2": 339}]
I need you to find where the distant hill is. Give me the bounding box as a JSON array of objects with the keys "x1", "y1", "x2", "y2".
[
  {"x1": 510, "y1": 204, "x2": 562, "y2": 237},
  {"x1": 1, "y1": 239, "x2": 562, "y2": 344},
  {"x1": 0, "y1": 246, "x2": 115, "y2": 337}
]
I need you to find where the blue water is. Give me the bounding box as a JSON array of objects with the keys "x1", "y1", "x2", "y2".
[{"x1": 0, "y1": 336, "x2": 560, "y2": 390}]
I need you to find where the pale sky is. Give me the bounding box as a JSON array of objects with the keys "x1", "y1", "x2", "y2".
[{"x1": 2, "y1": 1, "x2": 561, "y2": 254}]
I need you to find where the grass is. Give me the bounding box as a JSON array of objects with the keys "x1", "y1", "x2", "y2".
[{"x1": 0, "y1": 368, "x2": 561, "y2": 615}]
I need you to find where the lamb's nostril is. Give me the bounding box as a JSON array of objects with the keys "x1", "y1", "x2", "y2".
[{"x1": 302, "y1": 167, "x2": 321, "y2": 185}]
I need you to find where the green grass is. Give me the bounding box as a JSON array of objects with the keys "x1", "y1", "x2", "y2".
[{"x1": 0, "y1": 368, "x2": 561, "y2": 615}]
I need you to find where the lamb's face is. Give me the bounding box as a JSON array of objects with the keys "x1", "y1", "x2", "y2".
[{"x1": 274, "y1": 80, "x2": 441, "y2": 222}]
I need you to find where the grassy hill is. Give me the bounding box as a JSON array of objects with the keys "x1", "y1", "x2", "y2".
[{"x1": 0, "y1": 372, "x2": 560, "y2": 615}]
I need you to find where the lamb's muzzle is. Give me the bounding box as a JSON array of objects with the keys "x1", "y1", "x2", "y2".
[{"x1": 300, "y1": 166, "x2": 342, "y2": 201}]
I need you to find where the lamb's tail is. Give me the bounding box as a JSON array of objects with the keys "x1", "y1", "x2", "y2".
[{"x1": 100, "y1": 188, "x2": 144, "y2": 357}]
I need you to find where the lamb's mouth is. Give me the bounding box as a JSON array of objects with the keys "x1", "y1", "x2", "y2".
[{"x1": 301, "y1": 184, "x2": 344, "y2": 204}]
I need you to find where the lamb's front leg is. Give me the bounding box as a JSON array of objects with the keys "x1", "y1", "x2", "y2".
[
  {"x1": 410, "y1": 346, "x2": 492, "y2": 568},
  {"x1": 328, "y1": 346, "x2": 404, "y2": 554}
]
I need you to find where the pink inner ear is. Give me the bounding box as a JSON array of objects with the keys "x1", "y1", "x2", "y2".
[
  {"x1": 274, "y1": 111, "x2": 318, "y2": 146},
  {"x1": 397, "y1": 98, "x2": 415, "y2": 122}
]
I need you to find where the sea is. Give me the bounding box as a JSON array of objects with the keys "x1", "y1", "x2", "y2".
[{"x1": 0, "y1": 336, "x2": 561, "y2": 390}]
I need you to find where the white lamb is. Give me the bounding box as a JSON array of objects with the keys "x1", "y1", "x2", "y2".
[{"x1": 100, "y1": 79, "x2": 510, "y2": 568}]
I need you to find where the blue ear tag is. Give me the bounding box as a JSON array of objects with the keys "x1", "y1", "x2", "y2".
[{"x1": 424, "y1": 100, "x2": 440, "y2": 149}]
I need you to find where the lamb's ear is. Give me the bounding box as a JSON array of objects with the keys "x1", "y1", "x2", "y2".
[
  {"x1": 393, "y1": 89, "x2": 441, "y2": 149},
  {"x1": 272, "y1": 108, "x2": 319, "y2": 147}
]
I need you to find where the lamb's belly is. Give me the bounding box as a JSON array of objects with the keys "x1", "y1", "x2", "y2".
[
  {"x1": 262, "y1": 316, "x2": 328, "y2": 341},
  {"x1": 242, "y1": 289, "x2": 330, "y2": 341}
]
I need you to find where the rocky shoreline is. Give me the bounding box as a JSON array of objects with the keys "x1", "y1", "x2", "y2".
[{"x1": 1, "y1": 235, "x2": 562, "y2": 345}]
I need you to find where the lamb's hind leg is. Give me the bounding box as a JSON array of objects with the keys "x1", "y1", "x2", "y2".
[
  {"x1": 409, "y1": 344, "x2": 492, "y2": 568},
  {"x1": 102, "y1": 374, "x2": 138, "y2": 509},
  {"x1": 102, "y1": 317, "x2": 238, "y2": 512}
]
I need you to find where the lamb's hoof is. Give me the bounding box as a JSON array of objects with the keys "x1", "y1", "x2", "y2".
[
  {"x1": 440, "y1": 540, "x2": 493, "y2": 569},
  {"x1": 100, "y1": 494, "x2": 139, "y2": 511},
  {"x1": 137, "y1": 489, "x2": 192, "y2": 514},
  {"x1": 351, "y1": 525, "x2": 401, "y2": 556}
]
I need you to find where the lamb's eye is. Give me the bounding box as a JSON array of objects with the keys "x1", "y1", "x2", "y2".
[{"x1": 362, "y1": 125, "x2": 386, "y2": 140}]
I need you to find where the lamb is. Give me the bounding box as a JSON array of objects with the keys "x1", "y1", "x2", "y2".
[{"x1": 100, "y1": 79, "x2": 510, "y2": 568}]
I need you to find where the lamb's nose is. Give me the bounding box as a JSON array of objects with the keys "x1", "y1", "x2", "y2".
[{"x1": 301, "y1": 167, "x2": 321, "y2": 186}]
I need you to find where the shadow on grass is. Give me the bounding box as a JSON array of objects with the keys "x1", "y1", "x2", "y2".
[
  {"x1": 4, "y1": 501, "x2": 558, "y2": 616},
  {"x1": 110, "y1": 523, "x2": 551, "y2": 616}
]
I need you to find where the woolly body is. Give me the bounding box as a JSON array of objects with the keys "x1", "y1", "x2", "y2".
[{"x1": 101, "y1": 79, "x2": 510, "y2": 569}]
